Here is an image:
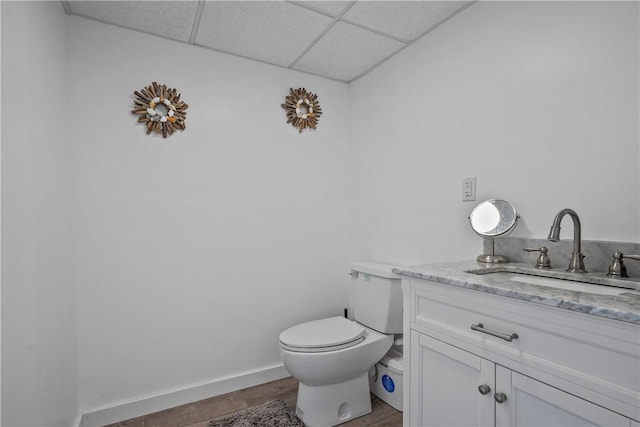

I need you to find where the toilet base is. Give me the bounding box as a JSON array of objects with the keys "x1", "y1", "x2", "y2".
[{"x1": 295, "y1": 373, "x2": 372, "y2": 427}]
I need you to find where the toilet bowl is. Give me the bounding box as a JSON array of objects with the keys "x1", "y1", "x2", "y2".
[
  {"x1": 280, "y1": 316, "x2": 394, "y2": 426},
  {"x1": 278, "y1": 262, "x2": 403, "y2": 427}
]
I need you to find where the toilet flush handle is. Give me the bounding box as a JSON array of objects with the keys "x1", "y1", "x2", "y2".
[{"x1": 348, "y1": 270, "x2": 358, "y2": 278}]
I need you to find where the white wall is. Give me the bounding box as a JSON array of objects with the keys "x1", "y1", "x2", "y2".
[
  {"x1": 1, "y1": 3, "x2": 3, "y2": 423},
  {"x1": 1, "y1": 2, "x2": 78, "y2": 426},
  {"x1": 349, "y1": 1, "x2": 639, "y2": 266},
  {"x1": 1, "y1": 2, "x2": 3, "y2": 425},
  {"x1": 66, "y1": 15, "x2": 354, "y2": 413}
]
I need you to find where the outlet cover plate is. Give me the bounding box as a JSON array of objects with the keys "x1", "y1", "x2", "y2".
[{"x1": 462, "y1": 177, "x2": 476, "y2": 201}]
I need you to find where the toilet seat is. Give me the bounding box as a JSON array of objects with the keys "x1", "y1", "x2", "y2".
[{"x1": 279, "y1": 316, "x2": 366, "y2": 353}]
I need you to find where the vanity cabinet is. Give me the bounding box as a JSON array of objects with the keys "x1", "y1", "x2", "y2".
[
  {"x1": 411, "y1": 332, "x2": 631, "y2": 426},
  {"x1": 410, "y1": 331, "x2": 494, "y2": 426},
  {"x1": 402, "y1": 277, "x2": 640, "y2": 427}
]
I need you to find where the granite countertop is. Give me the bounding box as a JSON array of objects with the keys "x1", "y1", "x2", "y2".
[{"x1": 393, "y1": 261, "x2": 640, "y2": 325}]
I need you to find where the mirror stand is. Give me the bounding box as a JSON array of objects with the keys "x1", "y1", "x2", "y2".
[
  {"x1": 477, "y1": 238, "x2": 509, "y2": 264},
  {"x1": 469, "y1": 199, "x2": 518, "y2": 265}
]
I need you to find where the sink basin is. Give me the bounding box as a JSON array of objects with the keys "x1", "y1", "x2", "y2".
[
  {"x1": 465, "y1": 265, "x2": 640, "y2": 293},
  {"x1": 507, "y1": 274, "x2": 631, "y2": 295}
]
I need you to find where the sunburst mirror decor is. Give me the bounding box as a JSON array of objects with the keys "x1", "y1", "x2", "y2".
[
  {"x1": 281, "y1": 87, "x2": 322, "y2": 133},
  {"x1": 131, "y1": 81, "x2": 188, "y2": 139}
]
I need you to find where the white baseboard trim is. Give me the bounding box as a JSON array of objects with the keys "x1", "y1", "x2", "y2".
[
  {"x1": 78, "y1": 363, "x2": 289, "y2": 427},
  {"x1": 72, "y1": 412, "x2": 84, "y2": 427}
]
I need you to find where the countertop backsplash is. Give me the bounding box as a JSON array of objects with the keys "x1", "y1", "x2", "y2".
[{"x1": 486, "y1": 237, "x2": 640, "y2": 277}]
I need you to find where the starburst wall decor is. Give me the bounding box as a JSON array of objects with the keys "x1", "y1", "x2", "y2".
[
  {"x1": 131, "y1": 82, "x2": 188, "y2": 139},
  {"x1": 281, "y1": 87, "x2": 322, "y2": 133}
]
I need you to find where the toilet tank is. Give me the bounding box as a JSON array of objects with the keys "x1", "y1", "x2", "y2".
[{"x1": 350, "y1": 262, "x2": 402, "y2": 334}]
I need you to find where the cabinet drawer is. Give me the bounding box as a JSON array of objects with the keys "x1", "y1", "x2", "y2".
[{"x1": 408, "y1": 278, "x2": 640, "y2": 421}]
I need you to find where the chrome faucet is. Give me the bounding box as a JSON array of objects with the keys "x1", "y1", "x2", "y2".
[{"x1": 547, "y1": 208, "x2": 587, "y2": 273}]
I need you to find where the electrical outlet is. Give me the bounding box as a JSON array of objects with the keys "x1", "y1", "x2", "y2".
[{"x1": 462, "y1": 177, "x2": 476, "y2": 201}]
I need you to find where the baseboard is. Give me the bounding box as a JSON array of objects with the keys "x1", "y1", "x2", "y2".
[
  {"x1": 72, "y1": 412, "x2": 84, "y2": 427},
  {"x1": 78, "y1": 363, "x2": 289, "y2": 427}
]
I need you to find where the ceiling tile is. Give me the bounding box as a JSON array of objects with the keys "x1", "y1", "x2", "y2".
[
  {"x1": 293, "y1": 22, "x2": 406, "y2": 82},
  {"x1": 294, "y1": 1, "x2": 353, "y2": 16},
  {"x1": 64, "y1": 1, "x2": 476, "y2": 83},
  {"x1": 343, "y1": 1, "x2": 471, "y2": 41},
  {"x1": 68, "y1": 1, "x2": 198, "y2": 43},
  {"x1": 195, "y1": 1, "x2": 333, "y2": 67}
]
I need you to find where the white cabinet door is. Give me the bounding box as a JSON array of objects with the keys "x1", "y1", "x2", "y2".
[
  {"x1": 410, "y1": 331, "x2": 495, "y2": 427},
  {"x1": 495, "y1": 366, "x2": 633, "y2": 427}
]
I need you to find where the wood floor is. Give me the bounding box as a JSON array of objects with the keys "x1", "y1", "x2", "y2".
[{"x1": 105, "y1": 376, "x2": 402, "y2": 427}]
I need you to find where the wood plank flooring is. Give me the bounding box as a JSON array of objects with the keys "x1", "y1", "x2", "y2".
[{"x1": 105, "y1": 376, "x2": 402, "y2": 427}]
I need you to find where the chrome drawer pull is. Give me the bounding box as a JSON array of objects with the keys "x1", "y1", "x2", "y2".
[{"x1": 470, "y1": 323, "x2": 519, "y2": 342}]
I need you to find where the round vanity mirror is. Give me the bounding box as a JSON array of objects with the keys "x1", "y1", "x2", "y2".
[
  {"x1": 469, "y1": 199, "x2": 518, "y2": 263},
  {"x1": 470, "y1": 199, "x2": 518, "y2": 237}
]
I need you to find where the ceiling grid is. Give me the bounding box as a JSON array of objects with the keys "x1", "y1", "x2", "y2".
[{"x1": 63, "y1": 0, "x2": 474, "y2": 83}]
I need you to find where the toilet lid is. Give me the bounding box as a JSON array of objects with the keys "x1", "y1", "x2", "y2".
[{"x1": 279, "y1": 316, "x2": 366, "y2": 352}]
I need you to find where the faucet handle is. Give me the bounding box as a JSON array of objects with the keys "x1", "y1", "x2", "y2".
[
  {"x1": 607, "y1": 251, "x2": 640, "y2": 278},
  {"x1": 523, "y1": 247, "x2": 552, "y2": 268}
]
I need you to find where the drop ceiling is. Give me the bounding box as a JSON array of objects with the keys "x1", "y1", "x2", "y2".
[{"x1": 62, "y1": 1, "x2": 474, "y2": 83}]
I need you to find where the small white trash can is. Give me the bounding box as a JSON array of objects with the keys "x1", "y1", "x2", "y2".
[{"x1": 369, "y1": 348, "x2": 403, "y2": 411}]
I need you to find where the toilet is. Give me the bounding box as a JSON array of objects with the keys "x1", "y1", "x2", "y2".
[{"x1": 279, "y1": 262, "x2": 402, "y2": 426}]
